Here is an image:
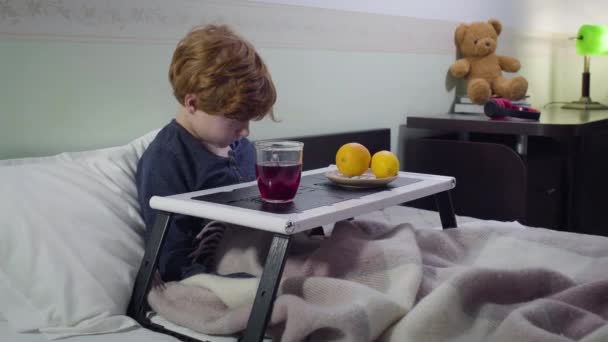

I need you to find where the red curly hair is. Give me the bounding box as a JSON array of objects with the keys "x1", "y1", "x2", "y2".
[{"x1": 169, "y1": 25, "x2": 276, "y2": 121}]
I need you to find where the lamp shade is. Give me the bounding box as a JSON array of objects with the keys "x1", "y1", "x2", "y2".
[{"x1": 576, "y1": 25, "x2": 608, "y2": 55}]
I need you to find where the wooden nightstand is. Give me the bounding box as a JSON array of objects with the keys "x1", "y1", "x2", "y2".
[{"x1": 404, "y1": 107, "x2": 608, "y2": 236}]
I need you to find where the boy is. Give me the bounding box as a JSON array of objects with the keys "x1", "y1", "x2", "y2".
[{"x1": 136, "y1": 25, "x2": 276, "y2": 282}]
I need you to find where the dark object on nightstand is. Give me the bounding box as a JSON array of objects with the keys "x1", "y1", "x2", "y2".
[
  {"x1": 484, "y1": 98, "x2": 541, "y2": 120},
  {"x1": 405, "y1": 107, "x2": 608, "y2": 236}
]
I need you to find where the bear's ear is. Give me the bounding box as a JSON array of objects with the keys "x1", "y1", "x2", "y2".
[
  {"x1": 488, "y1": 19, "x2": 502, "y2": 36},
  {"x1": 455, "y1": 24, "x2": 468, "y2": 45}
]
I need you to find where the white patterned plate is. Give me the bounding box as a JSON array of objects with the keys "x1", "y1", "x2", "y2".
[{"x1": 324, "y1": 169, "x2": 397, "y2": 188}]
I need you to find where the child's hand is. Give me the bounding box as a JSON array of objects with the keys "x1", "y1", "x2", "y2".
[
  {"x1": 188, "y1": 221, "x2": 228, "y2": 266},
  {"x1": 152, "y1": 270, "x2": 166, "y2": 291}
]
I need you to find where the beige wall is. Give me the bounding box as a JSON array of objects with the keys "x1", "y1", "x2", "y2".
[
  {"x1": 0, "y1": 0, "x2": 604, "y2": 159},
  {"x1": 251, "y1": 0, "x2": 608, "y2": 34}
]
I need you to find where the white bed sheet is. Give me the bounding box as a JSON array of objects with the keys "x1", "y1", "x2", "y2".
[
  {"x1": 0, "y1": 319, "x2": 179, "y2": 342},
  {"x1": 0, "y1": 311, "x2": 263, "y2": 342},
  {"x1": 1, "y1": 206, "x2": 485, "y2": 342}
]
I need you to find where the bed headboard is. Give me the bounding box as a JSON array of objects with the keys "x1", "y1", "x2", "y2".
[
  {"x1": 282, "y1": 129, "x2": 391, "y2": 171},
  {"x1": 2, "y1": 127, "x2": 391, "y2": 172}
]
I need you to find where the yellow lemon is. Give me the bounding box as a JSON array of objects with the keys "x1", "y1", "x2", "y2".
[
  {"x1": 335, "y1": 143, "x2": 371, "y2": 177},
  {"x1": 371, "y1": 151, "x2": 400, "y2": 178}
]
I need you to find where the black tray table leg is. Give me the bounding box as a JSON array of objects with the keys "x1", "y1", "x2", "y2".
[
  {"x1": 128, "y1": 212, "x2": 173, "y2": 323},
  {"x1": 435, "y1": 190, "x2": 457, "y2": 229},
  {"x1": 240, "y1": 233, "x2": 291, "y2": 342}
]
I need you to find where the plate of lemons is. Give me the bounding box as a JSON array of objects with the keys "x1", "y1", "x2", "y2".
[{"x1": 325, "y1": 143, "x2": 400, "y2": 188}]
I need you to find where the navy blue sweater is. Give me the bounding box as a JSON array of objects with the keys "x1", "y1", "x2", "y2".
[{"x1": 136, "y1": 119, "x2": 256, "y2": 281}]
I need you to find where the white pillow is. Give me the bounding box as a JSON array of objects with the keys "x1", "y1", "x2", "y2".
[{"x1": 0, "y1": 129, "x2": 159, "y2": 340}]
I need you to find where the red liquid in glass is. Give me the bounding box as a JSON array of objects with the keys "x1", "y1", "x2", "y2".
[{"x1": 255, "y1": 162, "x2": 302, "y2": 202}]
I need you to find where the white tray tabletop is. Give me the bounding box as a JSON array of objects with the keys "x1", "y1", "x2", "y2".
[{"x1": 150, "y1": 167, "x2": 455, "y2": 235}]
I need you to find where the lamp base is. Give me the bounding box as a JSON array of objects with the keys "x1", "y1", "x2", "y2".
[{"x1": 562, "y1": 97, "x2": 608, "y2": 110}]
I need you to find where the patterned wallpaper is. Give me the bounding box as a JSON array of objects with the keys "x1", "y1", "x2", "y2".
[
  {"x1": 0, "y1": 0, "x2": 563, "y2": 54},
  {"x1": 1, "y1": 0, "x2": 231, "y2": 42},
  {"x1": 0, "y1": 0, "x2": 465, "y2": 53}
]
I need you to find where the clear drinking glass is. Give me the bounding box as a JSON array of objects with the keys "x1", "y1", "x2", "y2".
[{"x1": 254, "y1": 141, "x2": 304, "y2": 203}]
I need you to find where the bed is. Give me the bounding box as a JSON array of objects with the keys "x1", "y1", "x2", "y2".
[
  {"x1": 1, "y1": 128, "x2": 607, "y2": 342},
  {"x1": 0, "y1": 204, "x2": 478, "y2": 342}
]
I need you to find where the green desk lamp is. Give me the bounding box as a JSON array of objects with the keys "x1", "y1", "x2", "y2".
[{"x1": 563, "y1": 25, "x2": 608, "y2": 110}]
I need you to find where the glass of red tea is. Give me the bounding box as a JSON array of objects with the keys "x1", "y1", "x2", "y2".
[{"x1": 254, "y1": 141, "x2": 304, "y2": 203}]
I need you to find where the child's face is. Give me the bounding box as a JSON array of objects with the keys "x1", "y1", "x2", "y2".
[{"x1": 189, "y1": 109, "x2": 250, "y2": 148}]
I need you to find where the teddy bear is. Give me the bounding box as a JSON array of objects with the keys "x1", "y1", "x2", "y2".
[{"x1": 449, "y1": 19, "x2": 528, "y2": 104}]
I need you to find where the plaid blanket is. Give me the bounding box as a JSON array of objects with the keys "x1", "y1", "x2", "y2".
[{"x1": 148, "y1": 218, "x2": 608, "y2": 342}]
